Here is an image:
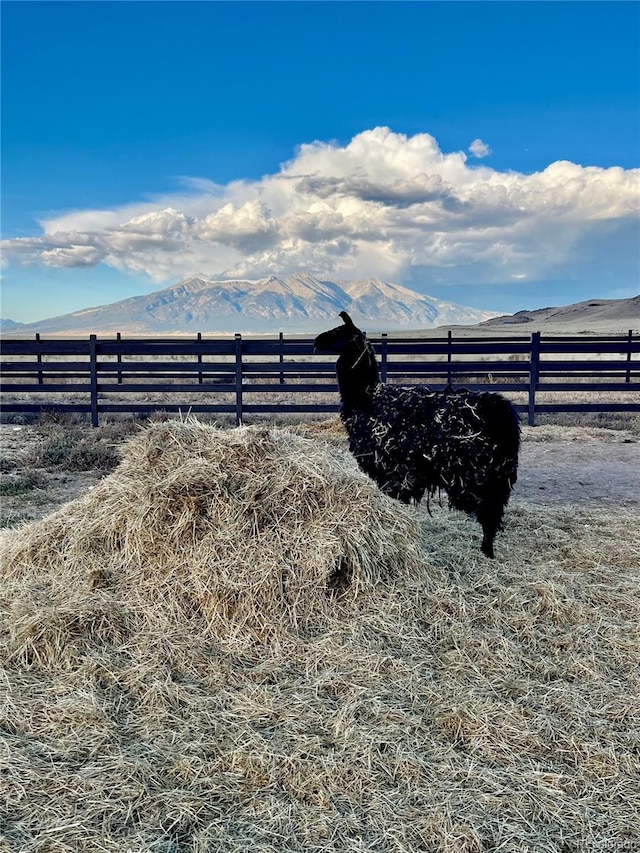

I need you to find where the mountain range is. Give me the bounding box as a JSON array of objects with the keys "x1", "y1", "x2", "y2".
[
  {"x1": 0, "y1": 274, "x2": 496, "y2": 335},
  {"x1": 482, "y1": 295, "x2": 640, "y2": 328}
]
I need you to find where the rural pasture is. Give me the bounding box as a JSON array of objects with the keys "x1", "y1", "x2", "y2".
[
  {"x1": 1, "y1": 414, "x2": 639, "y2": 853},
  {"x1": 1, "y1": 327, "x2": 638, "y2": 427}
]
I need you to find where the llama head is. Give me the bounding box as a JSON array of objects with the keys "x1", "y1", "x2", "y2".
[
  {"x1": 314, "y1": 312, "x2": 380, "y2": 405},
  {"x1": 313, "y1": 312, "x2": 367, "y2": 355}
]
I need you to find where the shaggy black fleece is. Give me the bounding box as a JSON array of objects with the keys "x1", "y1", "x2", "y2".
[{"x1": 314, "y1": 312, "x2": 520, "y2": 558}]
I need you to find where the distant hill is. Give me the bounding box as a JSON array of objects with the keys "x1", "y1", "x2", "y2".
[
  {"x1": 482, "y1": 295, "x2": 640, "y2": 330},
  {"x1": 0, "y1": 318, "x2": 25, "y2": 332},
  {"x1": 1, "y1": 274, "x2": 496, "y2": 335}
]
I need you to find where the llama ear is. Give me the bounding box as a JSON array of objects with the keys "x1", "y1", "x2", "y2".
[{"x1": 339, "y1": 311, "x2": 355, "y2": 328}]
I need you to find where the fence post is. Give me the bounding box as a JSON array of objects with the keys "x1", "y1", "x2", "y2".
[
  {"x1": 197, "y1": 332, "x2": 203, "y2": 385},
  {"x1": 116, "y1": 332, "x2": 123, "y2": 384},
  {"x1": 89, "y1": 334, "x2": 99, "y2": 427},
  {"x1": 380, "y1": 333, "x2": 388, "y2": 384},
  {"x1": 528, "y1": 331, "x2": 540, "y2": 427},
  {"x1": 234, "y1": 333, "x2": 243, "y2": 427},
  {"x1": 279, "y1": 332, "x2": 285, "y2": 385},
  {"x1": 447, "y1": 330, "x2": 452, "y2": 386},
  {"x1": 626, "y1": 329, "x2": 633, "y2": 383},
  {"x1": 36, "y1": 333, "x2": 43, "y2": 385}
]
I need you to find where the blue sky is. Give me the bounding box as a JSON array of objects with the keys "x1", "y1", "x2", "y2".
[{"x1": 1, "y1": 1, "x2": 639, "y2": 323}]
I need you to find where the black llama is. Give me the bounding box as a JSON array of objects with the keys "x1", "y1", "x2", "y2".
[{"x1": 314, "y1": 312, "x2": 520, "y2": 558}]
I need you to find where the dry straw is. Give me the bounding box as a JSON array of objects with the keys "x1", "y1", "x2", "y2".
[{"x1": 1, "y1": 419, "x2": 639, "y2": 852}]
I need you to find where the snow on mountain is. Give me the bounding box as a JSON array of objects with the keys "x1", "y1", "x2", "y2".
[
  {"x1": 338, "y1": 278, "x2": 497, "y2": 328},
  {"x1": 4, "y1": 274, "x2": 496, "y2": 335}
]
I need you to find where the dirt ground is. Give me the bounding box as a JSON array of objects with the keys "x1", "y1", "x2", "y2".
[
  {"x1": 0, "y1": 422, "x2": 638, "y2": 529},
  {"x1": 514, "y1": 425, "x2": 640, "y2": 509},
  {"x1": 0, "y1": 425, "x2": 108, "y2": 525}
]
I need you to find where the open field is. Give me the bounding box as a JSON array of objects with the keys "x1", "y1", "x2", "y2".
[
  {"x1": 1, "y1": 323, "x2": 638, "y2": 430},
  {"x1": 1, "y1": 416, "x2": 639, "y2": 852}
]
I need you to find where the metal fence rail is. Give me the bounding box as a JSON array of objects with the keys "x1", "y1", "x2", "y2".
[{"x1": 1, "y1": 330, "x2": 638, "y2": 426}]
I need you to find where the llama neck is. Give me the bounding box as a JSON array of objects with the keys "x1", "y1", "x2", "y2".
[{"x1": 336, "y1": 343, "x2": 380, "y2": 411}]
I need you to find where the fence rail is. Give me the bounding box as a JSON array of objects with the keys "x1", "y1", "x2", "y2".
[{"x1": 1, "y1": 330, "x2": 638, "y2": 427}]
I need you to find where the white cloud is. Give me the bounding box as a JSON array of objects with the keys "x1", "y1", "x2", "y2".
[
  {"x1": 468, "y1": 138, "x2": 492, "y2": 158},
  {"x1": 2, "y1": 127, "x2": 638, "y2": 289},
  {"x1": 41, "y1": 245, "x2": 102, "y2": 268}
]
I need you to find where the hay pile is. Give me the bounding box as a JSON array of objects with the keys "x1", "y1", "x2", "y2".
[
  {"x1": 1, "y1": 421, "x2": 424, "y2": 654},
  {"x1": 1, "y1": 420, "x2": 639, "y2": 852}
]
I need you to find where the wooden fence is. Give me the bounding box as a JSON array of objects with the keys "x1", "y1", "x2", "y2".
[{"x1": 1, "y1": 330, "x2": 638, "y2": 427}]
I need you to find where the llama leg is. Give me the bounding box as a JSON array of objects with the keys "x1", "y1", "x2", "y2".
[{"x1": 476, "y1": 501, "x2": 505, "y2": 559}]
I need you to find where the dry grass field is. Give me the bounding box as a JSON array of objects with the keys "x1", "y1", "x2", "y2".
[
  {"x1": 0, "y1": 414, "x2": 639, "y2": 853},
  {"x1": 1, "y1": 313, "x2": 637, "y2": 425}
]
